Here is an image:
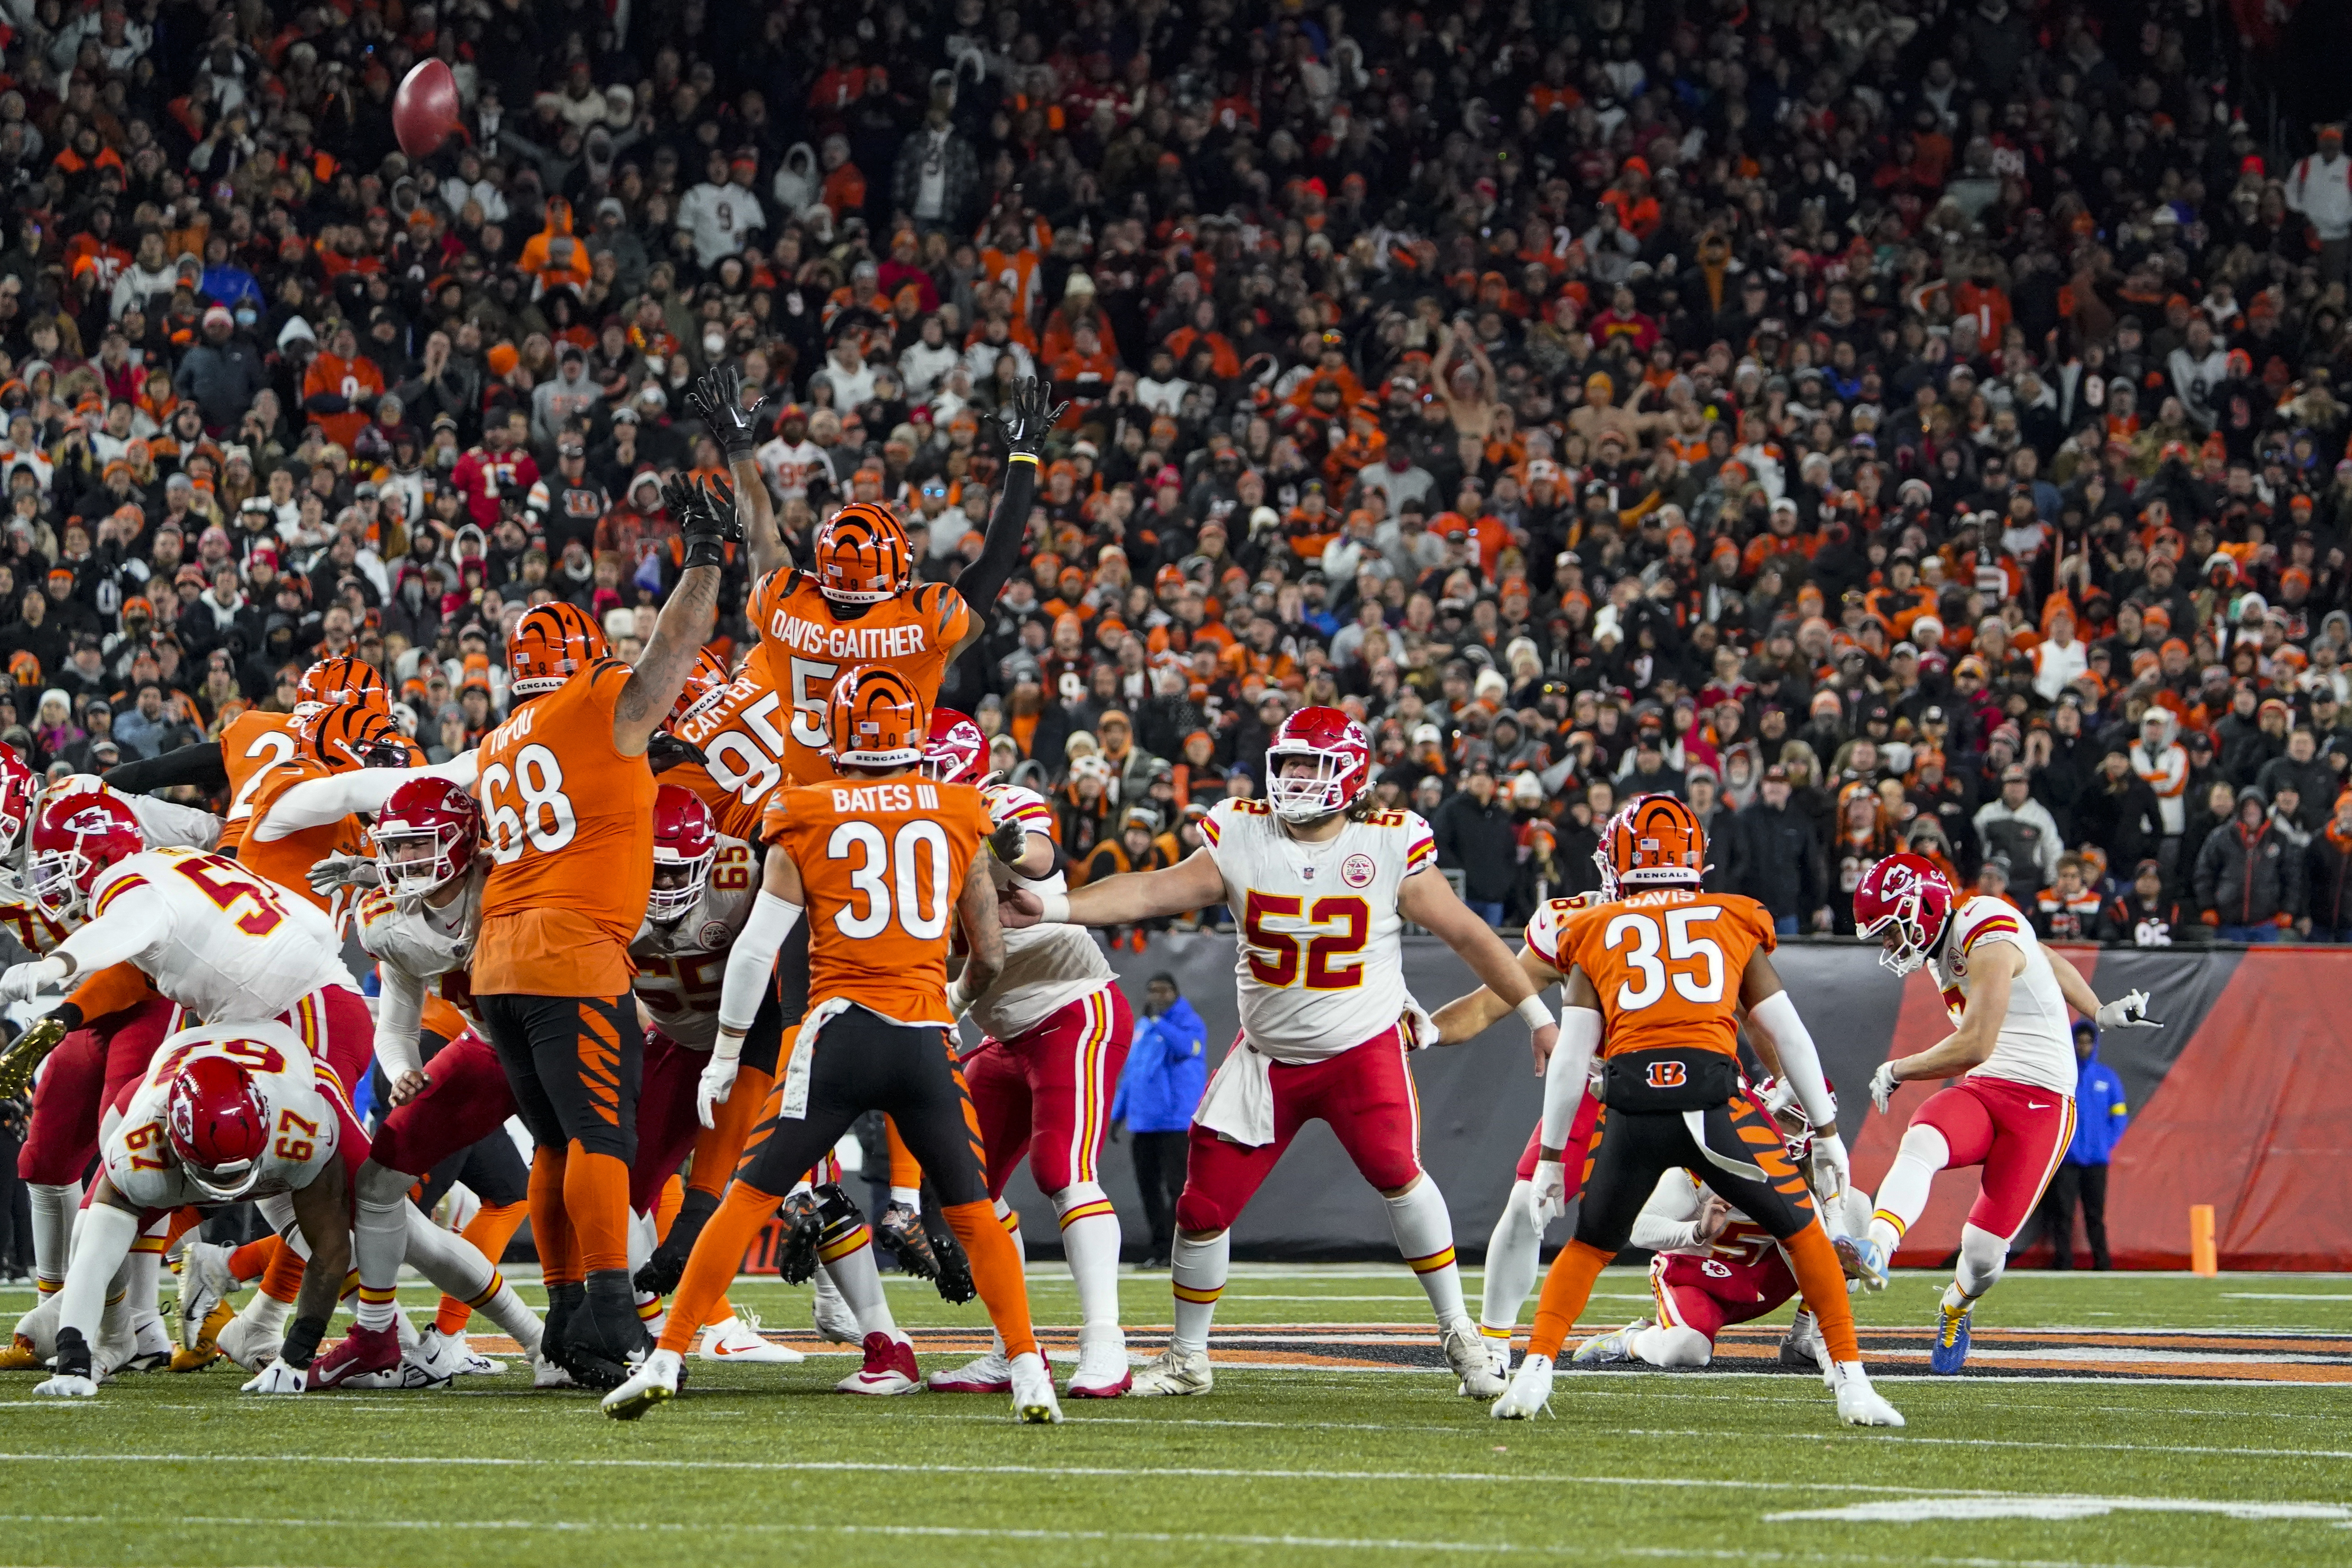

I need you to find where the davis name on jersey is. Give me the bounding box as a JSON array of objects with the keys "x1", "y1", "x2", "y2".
[
  {"x1": 82, "y1": 848, "x2": 357, "y2": 1022},
  {"x1": 1200, "y1": 798, "x2": 1435, "y2": 1062},
  {"x1": 631, "y1": 837, "x2": 759, "y2": 1049},
  {"x1": 967, "y1": 781, "x2": 1114, "y2": 1045},
  {"x1": 104, "y1": 1022, "x2": 346, "y2": 1210},
  {"x1": 1928, "y1": 894, "x2": 2077, "y2": 1097}
]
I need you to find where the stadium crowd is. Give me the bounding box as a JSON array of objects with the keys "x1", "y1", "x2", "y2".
[{"x1": 0, "y1": 0, "x2": 2349, "y2": 946}]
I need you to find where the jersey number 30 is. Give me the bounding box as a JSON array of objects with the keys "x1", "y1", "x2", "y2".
[
  {"x1": 827, "y1": 820, "x2": 951, "y2": 940},
  {"x1": 1600, "y1": 908, "x2": 1726, "y2": 1011}
]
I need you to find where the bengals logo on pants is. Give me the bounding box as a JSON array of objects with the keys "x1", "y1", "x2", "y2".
[{"x1": 1645, "y1": 1060, "x2": 1688, "y2": 1090}]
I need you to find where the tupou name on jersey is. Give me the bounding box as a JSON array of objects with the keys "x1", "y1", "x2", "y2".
[
  {"x1": 771, "y1": 612, "x2": 931, "y2": 661},
  {"x1": 829, "y1": 782, "x2": 940, "y2": 814}
]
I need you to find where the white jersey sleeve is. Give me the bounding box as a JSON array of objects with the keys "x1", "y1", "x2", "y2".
[
  {"x1": 1928, "y1": 895, "x2": 2076, "y2": 1096},
  {"x1": 103, "y1": 1022, "x2": 344, "y2": 1211},
  {"x1": 965, "y1": 782, "x2": 1115, "y2": 1045},
  {"x1": 1198, "y1": 800, "x2": 1433, "y2": 1063},
  {"x1": 77, "y1": 848, "x2": 357, "y2": 1023},
  {"x1": 631, "y1": 838, "x2": 761, "y2": 1050}
]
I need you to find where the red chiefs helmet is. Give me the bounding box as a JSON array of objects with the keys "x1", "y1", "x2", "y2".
[
  {"x1": 1591, "y1": 802, "x2": 1634, "y2": 899},
  {"x1": 1605, "y1": 794, "x2": 1706, "y2": 887},
  {"x1": 919, "y1": 707, "x2": 986, "y2": 785},
  {"x1": 27, "y1": 791, "x2": 143, "y2": 922},
  {"x1": 1264, "y1": 706, "x2": 1371, "y2": 824},
  {"x1": 1854, "y1": 851, "x2": 1956, "y2": 976},
  {"x1": 811, "y1": 501, "x2": 912, "y2": 604},
  {"x1": 373, "y1": 778, "x2": 481, "y2": 898},
  {"x1": 826, "y1": 665, "x2": 926, "y2": 769},
  {"x1": 670, "y1": 646, "x2": 731, "y2": 727},
  {"x1": 1751, "y1": 1073, "x2": 1835, "y2": 1165},
  {"x1": 164, "y1": 1054, "x2": 274, "y2": 1201},
  {"x1": 508, "y1": 603, "x2": 608, "y2": 698},
  {"x1": 648, "y1": 786, "x2": 717, "y2": 921},
  {"x1": 392, "y1": 59, "x2": 462, "y2": 159},
  {"x1": 0, "y1": 741, "x2": 35, "y2": 858}
]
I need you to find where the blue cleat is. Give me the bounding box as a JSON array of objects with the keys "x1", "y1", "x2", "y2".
[{"x1": 1928, "y1": 1301, "x2": 1972, "y2": 1373}]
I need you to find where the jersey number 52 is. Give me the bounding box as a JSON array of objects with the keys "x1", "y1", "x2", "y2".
[{"x1": 1244, "y1": 892, "x2": 1369, "y2": 991}]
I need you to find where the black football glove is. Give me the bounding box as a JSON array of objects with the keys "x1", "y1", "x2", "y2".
[
  {"x1": 683, "y1": 362, "x2": 772, "y2": 463},
  {"x1": 990, "y1": 375, "x2": 1069, "y2": 459},
  {"x1": 645, "y1": 731, "x2": 707, "y2": 774},
  {"x1": 666, "y1": 473, "x2": 740, "y2": 571}
]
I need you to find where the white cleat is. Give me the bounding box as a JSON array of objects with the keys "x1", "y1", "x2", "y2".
[
  {"x1": 927, "y1": 1346, "x2": 1012, "y2": 1393},
  {"x1": 32, "y1": 1373, "x2": 97, "y2": 1398},
  {"x1": 126, "y1": 1313, "x2": 174, "y2": 1373},
  {"x1": 215, "y1": 1312, "x2": 284, "y2": 1373},
  {"x1": 602, "y1": 1347, "x2": 682, "y2": 1420},
  {"x1": 532, "y1": 1353, "x2": 576, "y2": 1389},
  {"x1": 94, "y1": 1305, "x2": 140, "y2": 1381},
  {"x1": 1846, "y1": 1236, "x2": 1891, "y2": 1293},
  {"x1": 1490, "y1": 1353, "x2": 1554, "y2": 1419},
  {"x1": 348, "y1": 1326, "x2": 473, "y2": 1389},
  {"x1": 1008, "y1": 1349, "x2": 1064, "y2": 1423},
  {"x1": 810, "y1": 1270, "x2": 862, "y2": 1345},
  {"x1": 834, "y1": 1332, "x2": 921, "y2": 1395},
  {"x1": 431, "y1": 1331, "x2": 505, "y2": 1376},
  {"x1": 700, "y1": 1310, "x2": 803, "y2": 1364},
  {"x1": 1570, "y1": 1320, "x2": 1647, "y2": 1368},
  {"x1": 1443, "y1": 1317, "x2": 1506, "y2": 1398},
  {"x1": 177, "y1": 1241, "x2": 235, "y2": 1349},
  {"x1": 1832, "y1": 1361, "x2": 1905, "y2": 1427},
  {"x1": 1066, "y1": 1323, "x2": 1131, "y2": 1398},
  {"x1": 1127, "y1": 1345, "x2": 1212, "y2": 1397},
  {"x1": 9, "y1": 1291, "x2": 61, "y2": 1361}
]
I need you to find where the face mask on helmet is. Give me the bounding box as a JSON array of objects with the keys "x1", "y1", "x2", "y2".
[
  {"x1": 372, "y1": 779, "x2": 479, "y2": 900},
  {"x1": 647, "y1": 844, "x2": 715, "y2": 920},
  {"x1": 1265, "y1": 745, "x2": 1352, "y2": 822}
]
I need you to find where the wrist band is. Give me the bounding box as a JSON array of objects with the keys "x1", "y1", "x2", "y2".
[
  {"x1": 1038, "y1": 891, "x2": 1071, "y2": 924},
  {"x1": 281, "y1": 1314, "x2": 328, "y2": 1370},
  {"x1": 1515, "y1": 994, "x2": 1554, "y2": 1032},
  {"x1": 1007, "y1": 451, "x2": 1041, "y2": 468}
]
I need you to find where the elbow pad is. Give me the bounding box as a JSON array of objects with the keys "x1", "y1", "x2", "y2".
[
  {"x1": 1539, "y1": 1007, "x2": 1602, "y2": 1150},
  {"x1": 1749, "y1": 990, "x2": 1837, "y2": 1128}
]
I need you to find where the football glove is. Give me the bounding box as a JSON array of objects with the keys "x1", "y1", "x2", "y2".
[
  {"x1": 1809, "y1": 1131, "x2": 1851, "y2": 1205},
  {"x1": 0, "y1": 957, "x2": 65, "y2": 1007},
  {"x1": 990, "y1": 376, "x2": 1069, "y2": 458},
  {"x1": 2094, "y1": 990, "x2": 2161, "y2": 1030},
  {"x1": 646, "y1": 732, "x2": 707, "y2": 774},
  {"x1": 668, "y1": 473, "x2": 741, "y2": 572},
  {"x1": 307, "y1": 852, "x2": 381, "y2": 898},
  {"x1": 695, "y1": 1033, "x2": 743, "y2": 1131},
  {"x1": 241, "y1": 1359, "x2": 307, "y2": 1395},
  {"x1": 1529, "y1": 1158, "x2": 1568, "y2": 1226},
  {"x1": 683, "y1": 361, "x2": 773, "y2": 462},
  {"x1": 1868, "y1": 1060, "x2": 1901, "y2": 1115}
]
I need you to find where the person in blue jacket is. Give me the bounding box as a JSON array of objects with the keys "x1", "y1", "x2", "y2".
[
  {"x1": 1110, "y1": 973, "x2": 1208, "y2": 1268},
  {"x1": 2018, "y1": 1020, "x2": 2130, "y2": 1270}
]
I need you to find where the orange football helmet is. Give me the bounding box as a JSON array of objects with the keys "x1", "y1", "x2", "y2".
[
  {"x1": 811, "y1": 501, "x2": 911, "y2": 604},
  {"x1": 296, "y1": 656, "x2": 389, "y2": 712},
  {"x1": 307, "y1": 704, "x2": 420, "y2": 771},
  {"x1": 669, "y1": 645, "x2": 731, "y2": 727},
  {"x1": 508, "y1": 603, "x2": 607, "y2": 697},
  {"x1": 825, "y1": 665, "x2": 926, "y2": 768},
  {"x1": 1606, "y1": 793, "x2": 1706, "y2": 887}
]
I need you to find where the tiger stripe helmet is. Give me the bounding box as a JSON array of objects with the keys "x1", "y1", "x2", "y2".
[
  {"x1": 1606, "y1": 794, "x2": 1705, "y2": 887},
  {"x1": 306, "y1": 704, "x2": 420, "y2": 772},
  {"x1": 296, "y1": 656, "x2": 389, "y2": 713},
  {"x1": 669, "y1": 645, "x2": 731, "y2": 728},
  {"x1": 811, "y1": 501, "x2": 911, "y2": 605},
  {"x1": 507, "y1": 602, "x2": 607, "y2": 697},
  {"x1": 825, "y1": 665, "x2": 926, "y2": 769}
]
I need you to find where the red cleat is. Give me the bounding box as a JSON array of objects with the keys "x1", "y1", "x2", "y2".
[
  {"x1": 834, "y1": 1332, "x2": 921, "y2": 1395},
  {"x1": 306, "y1": 1323, "x2": 401, "y2": 1390}
]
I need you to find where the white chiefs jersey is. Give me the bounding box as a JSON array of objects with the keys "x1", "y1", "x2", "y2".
[
  {"x1": 354, "y1": 866, "x2": 485, "y2": 1023},
  {"x1": 755, "y1": 435, "x2": 832, "y2": 503},
  {"x1": 76, "y1": 848, "x2": 357, "y2": 1023},
  {"x1": 1198, "y1": 798, "x2": 1436, "y2": 1062},
  {"x1": 0, "y1": 880, "x2": 70, "y2": 956},
  {"x1": 968, "y1": 782, "x2": 1115, "y2": 1045},
  {"x1": 103, "y1": 1021, "x2": 347, "y2": 1210},
  {"x1": 1927, "y1": 895, "x2": 2076, "y2": 1097},
  {"x1": 630, "y1": 838, "x2": 760, "y2": 1050}
]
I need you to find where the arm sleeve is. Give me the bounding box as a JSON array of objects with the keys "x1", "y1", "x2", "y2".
[
  {"x1": 123, "y1": 796, "x2": 222, "y2": 850},
  {"x1": 1747, "y1": 989, "x2": 1836, "y2": 1127},
  {"x1": 253, "y1": 753, "x2": 478, "y2": 842},
  {"x1": 101, "y1": 739, "x2": 228, "y2": 794},
  {"x1": 949, "y1": 453, "x2": 1038, "y2": 612},
  {"x1": 55, "y1": 896, "x2": 174, "y2": 981},
  {"x1": 1539, "y1": 1005, "x2": 1602, "y2": 1151},
  {"x1": 717, "y1": 890, "x2": 804, "y2": 1035},
  {"x1": 372, "y1": 965, "x2": 426, "y2": 1083}
]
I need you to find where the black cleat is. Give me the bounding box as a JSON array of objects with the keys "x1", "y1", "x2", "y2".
[
  {"x1": 772, "y1": 1189, "x2": 824, "y2": 1286},
  {"x1": 634, "y1": 1187, "x2": 721, "y2": 1296},
  {"x1": 921, "y1": 1202, "x2": 975, "y2": 1306},
  {"x1": 876, "y1": 1200, "x2": 939, "y2": 1280},
  {"x1": 564, "y1": 1272, "x2": 652, "y2": 1391}
]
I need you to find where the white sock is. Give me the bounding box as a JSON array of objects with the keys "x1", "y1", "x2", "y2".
[
  {"x1": 1384, "y1": 1176, "x2": 1466, "y2": 1326},
  {"x1": 822, "y1": 1240, "x2": 898, "y2": 1341},
  {"x1": 480, "y1": 1279, "x2": 545, "y2": 1357},
  {"x1": 994, "y1": 1196, "x2": 1024, "y2": 1262},
  {"x1": 1051, "y1": 1183, "x2": 1121, "y2": 1332},
  {"x1": 55, "y1": 1206, "x2": 139, "y2": 1350},
  {"x1": 1867, "y1": 1124, "x2": 1951, "y2": 1255},
  {"x1": 1480, "y1": 1180, "x2": 1544, "y2": 1341},
  {"x1": 1168, "y1": 1230, "x2": 1228, "y2": 1354},
  {"x1": 890, "y1": 1186, "x2": 922, "y2": 1210},
  {"x1": 1952, "y1": 1221, "x2": 2008, "y2": 1302},
  {"x1": 1630, "y1": 1323, "x2": 1712, "y2": 1367},
  {"x1": 28, "y1": 1181, "x2": 79, "y2": 1290},
  {"x1": 352, "y1": 1167, "x2": 413, "y2": 1332},
  {"x1": 236, "y1": 1289, "x2": 290, "y2": 1340},
  {"x1": 628, "y1": 1207, "x2": 657, "y2": 1272},
  {"x1": 124, "y1": 1216, "x2": 167, "y2": 1322}
]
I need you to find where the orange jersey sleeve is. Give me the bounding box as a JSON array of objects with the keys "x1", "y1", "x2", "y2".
[
  {"x1": 765, "y1": 775, "x2": 990, "y2": 1026},
  {"x1": 242, "y1": 758, "x2": 366, "y2": 913},
  {"x1": 64, "y1": 961, "x2": 157, "y2": 1025},
  {"x1": 1564, "y1": 889, "x2": 1776, "y2": 1060},
  {"x1": 474, "y1": 659, "x2": 659, "y2": 997},
  {"x1": 746, "y1": 574, "x2": 971, "y2": 786},
  {"x1": 217, "y1": 709, "x2": 305, "y2": 854}
]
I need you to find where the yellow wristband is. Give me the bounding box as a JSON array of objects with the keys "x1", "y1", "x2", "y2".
[{"x1": 1008, "y1": 452, "x2": 1041, "y2": 468}]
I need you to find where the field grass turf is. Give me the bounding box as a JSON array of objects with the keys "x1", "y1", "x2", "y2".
[{"x1": 1, "y1": 1265, "x2": 2347, "y2": 1567}]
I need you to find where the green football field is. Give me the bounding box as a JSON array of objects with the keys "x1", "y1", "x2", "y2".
[{"x1": 1, "y1": 1265, "x2": 2348, "y2": 1568}]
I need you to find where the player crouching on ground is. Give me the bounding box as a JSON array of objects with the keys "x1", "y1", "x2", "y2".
[
  {"x1": 604, "y1": 666, "x2": 1060, "y2": 1424},
  {"x1": 1001, "y1": 706, "x2": 1561, "y2": 1400},
  {"x1": 1849, "y1": 853, "x2": 2159, "y2": 1373},
  {"x1": 1486, "y1": 796, "x2": 1903, "y2": 1428}
]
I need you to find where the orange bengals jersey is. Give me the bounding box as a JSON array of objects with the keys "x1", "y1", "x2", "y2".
[
  {"x1": 243, "y1": 757, "x2": 372, "y2": 915},
  {"x1": 474, "y1": 658, "x2": 657, "y2": 997},
  {"x1": 666, "y1": 666, "x2": 793, "y2": 841},
  {"x1": 745, "y1": 571, "x2": 971, "y2": 787},
  {"x1": 218, "y1": 709, "x2": 304, "y2": 855},
  {"x1": 1559, "y1": 888, "x2": 1776, "y2": 1060},
  {"x1": 761, "y1": 774, "x2": 990, "y2": 1028}
]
